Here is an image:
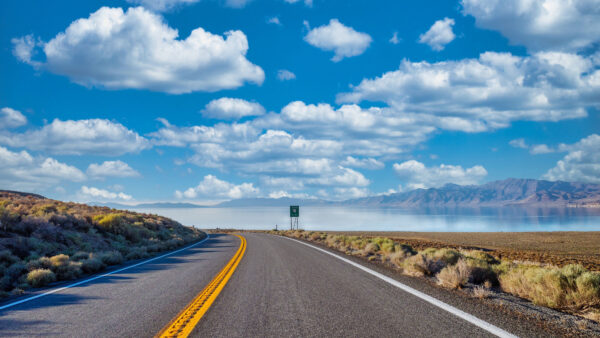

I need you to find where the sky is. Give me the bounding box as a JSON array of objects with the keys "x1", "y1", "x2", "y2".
[{"x1": 0, "y1": 0, "x2": 599, "y2": 204}]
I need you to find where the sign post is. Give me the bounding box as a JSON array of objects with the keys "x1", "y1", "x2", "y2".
[{"x1": 290, "y1": 205, "x2": 299, "y2": 230}]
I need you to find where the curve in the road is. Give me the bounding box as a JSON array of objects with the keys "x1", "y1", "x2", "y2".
[{"x1": 158, "y1": 234, "x2": 247, "y2": 338}]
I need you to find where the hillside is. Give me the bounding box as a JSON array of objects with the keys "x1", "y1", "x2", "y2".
[
  {"x1": 0, "y1": 190, "x2": 205, "y2": 297},
  {"x1": 346, "y1": 179, "x2": 600, "y2": 207}
]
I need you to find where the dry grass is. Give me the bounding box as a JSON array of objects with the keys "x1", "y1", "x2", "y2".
[
  {"x1": 0, "y1": 190, "x2": 205, "y2": 297},
  {"x1": 472, "y1": 285, "x2": 491, "y2": 299},
  {"x1": 437, "y1": 259, "x2": 470, "y2": 289}
]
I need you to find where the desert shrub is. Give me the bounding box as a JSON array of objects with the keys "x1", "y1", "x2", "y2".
[
  {"x1": 380, "y1": 241, "x2": 396, "y2": 253},
  {"x1": 81, "y1": 258, "x2": 105, "y2": 274},
  {"x1": 49, "y1": 254, "x2": 81, "y2": 280},
  {"x1": 472, "y1": 285, "x2": 491, "y2": 299},
  {"x1": 0, "y1": 250, "x2": 19, "y2": 266},
  {"x1": 437, "y1": 259, "x2": 471, "y2": 289},
  {"x1": 27, "y1": 257, "x2": 52, "y2": 271},
  {"x1": 403, "y1": 254, "x2": 445, "y2": 277},
  {"x1": 125, "y1": 247, "x2": 149, "y2": 260},
  {"x1": 362, "y1": 242, "x2": 380, "y2": 256},
  {"x1": 389, "y1": 244, "x2": 416, "y2": 268},
  {"x1": 71, "y1": 252, "x2": 90, "y2": 261},
  {"x1": 464, "y1": 257, "x2": 499, "y2": 286},
  {"x1": 423, "y1": 248, "x2": 462, "y2": 265},
  {"x1": 464, "y1": 250, "x2": 499, "y2": 265},
  {"x1": 309, "y1": 232, "x2": 322, "y2": 241},
  {"x1": 499, "y1": 264, "x2": 600, "y2": 311},
  {"x1": 98, "y1": 251, "x2": 123, "y2": 266},
  {"x1": 5, "y1": 263, "x2": 26, "y2": 281},
  {"x1": 27, "y1": 269, "x2": 56, "y2": 288}
]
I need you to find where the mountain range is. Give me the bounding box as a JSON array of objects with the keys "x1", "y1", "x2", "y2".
[{"x1": 87, "y1": 179, "x2": 600, "y2": 209}]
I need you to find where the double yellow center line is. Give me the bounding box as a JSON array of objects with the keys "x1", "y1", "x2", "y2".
[{"x1": 157, "y1": 235, "x2": 247, "y2": 338}]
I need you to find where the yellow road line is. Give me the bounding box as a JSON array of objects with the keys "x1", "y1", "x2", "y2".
[{"x1": 156, "y1": 234, "x2": 246, "y2": 338}]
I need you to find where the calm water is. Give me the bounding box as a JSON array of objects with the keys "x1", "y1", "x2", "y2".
[{"x1": 133, "y1": 206, "x2": 600, "y2": 232}]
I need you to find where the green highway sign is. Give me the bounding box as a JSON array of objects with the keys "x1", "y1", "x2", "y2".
[{"x1": 290, "y1": 205, "x2": 299, "y2": 217}]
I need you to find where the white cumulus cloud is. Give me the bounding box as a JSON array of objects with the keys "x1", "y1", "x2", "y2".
[
  {"x1": 87, "y1": 160, "x2": 140, "y2": 178},
  {"x1": 79, "y1": 186, "x2": 133, "y2": 201},
  {"x1": 0, "y1": 107, "x2": 27, "y2": 129},
  {"x1": 304, "y1": 19, "x2": 372, "y2": 62},
  {"x1": 393, "y1": 160, "x2": 488, "y2": 190},
  {"x1": 175, "y1": 175, "x2": 259, "y2": 199},
  {"x1": 462, "y1": 0, "x2": 600, "y2": 52},
  {"x1": 0, "y1": 146, "x2": 85, "y2": 190},
  {"x1": 338, "y1": 51, "x2": 599, "y2": 132},
  {"x1": 202, "y1": 98, "x2": 265, "y2": 120},
  {"x1": 543, "y1": 134, "x2": 600, "y2": 183},
  {"x1": 13, "y1": 7, "x2": 264, "y2": 94},
  {"x1": 419, "y1": 17, "x2": 455, "y2": 51},
  {"x1": 0, "y1": 119, "x2": 149, "y2": 156}
]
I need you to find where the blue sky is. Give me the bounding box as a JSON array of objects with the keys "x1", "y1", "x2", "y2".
[{"x1": 1, "y1": 0, "x2": 599, "y2": 204}]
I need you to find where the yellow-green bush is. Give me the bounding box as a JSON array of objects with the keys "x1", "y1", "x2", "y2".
[
  {"x1": 437, "y1": 259, "x2": 471, "y2": 289},
  {"x1": 499, "y1": 264, "x2": 600, "y2": 311},
  {"x1": 27, "y1": 269, "x2": 56, "y2": 288}
]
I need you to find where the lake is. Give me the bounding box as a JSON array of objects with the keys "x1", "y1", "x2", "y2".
[{"x1": 133, "y1": 206, "x2": 600, "y2": 232}]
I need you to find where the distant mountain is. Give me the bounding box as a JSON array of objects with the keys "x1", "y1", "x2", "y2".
[
  {"x1": 345, "y1": 178, "x2": 600, "y2": 207},
  {"x1": 215, "y1": 197, "x2": 332, "y2": 207},
  {"x1": 90, "y1": 202, "x2": 207, "y2": 209}
]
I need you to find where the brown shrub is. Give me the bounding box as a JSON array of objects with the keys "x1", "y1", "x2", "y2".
[
  {"x1": 437, "y1": 259, "x2": 471, "y2": 289},
  {"x1": 403, "y1": 254, "x2": 445, "y2": 277}
]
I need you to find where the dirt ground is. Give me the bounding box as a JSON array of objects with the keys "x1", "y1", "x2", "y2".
[{"x1": 327, "y1": 231, "x2": 600, "y2": 271}]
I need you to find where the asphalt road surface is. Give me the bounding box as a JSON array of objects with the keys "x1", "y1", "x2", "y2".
[{"x1": 0, "y1": 233, "x2": 558, "y2": 337}]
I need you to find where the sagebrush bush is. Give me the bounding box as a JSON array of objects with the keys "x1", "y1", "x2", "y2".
[
  {"x1": 98, "y1": 251, "x2": 123, "y2": 265},
  {"x1": 27, "y1": 269, "x2": 56, "y2": 287},
  {"x1": 81, "y1": 258, "x2": 105, "y2": 274},
  {"x1": 403, "y1": 254, "x2": 445, "y2": 277},
  {"x1": 499, "y1": 264, "x2": 600, "y2": 311},
  {"x1": 437, "y1": 259, "x2": 471, "y2": 289}
]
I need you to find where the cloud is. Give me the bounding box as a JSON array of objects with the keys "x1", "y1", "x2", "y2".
[
  {"x1": 389, "y1": 32, "x2": 400, "y2": 45},
  {"x1": 13, "y1": 7, "x2": 264, "y2": 94},
  {"x1": 0, "y1": 107, "x2": 27, "y2": 129},
  {"x1": 0, "y1": 119, "x2": 149, "y2": 156},
  {"x1": 277, "y1": 69, "x2": 296, "y2": 81},
  {"x1": 338, "y1": 51, "x2": 599, "y2": 132},
  {"x1": 340, "y1": 156, "x2": 384, "y2": 169},
  {"x1": 334, "y1": 187, "x2": 369, "y2": 199},
  {"x1": 393, "y1": 160, "x2": 488, "y2": 189},
  {"x1": 0, "y1": 146, "x2": 85, "y2": 190},
  {"x1": 419, "y1": 17, "x2": 455, "y2": 51},
  {"x1": 510, "y1": 138, "x2": 557, "y2": 154},
  {"x1": 304, "y1": 19, "x2": 372, "y2": 62},
  {"x1": 267, "y1": 16, "x2": 281, "y2": 26},
  {"x1": 87, "y1": 160, "x2": 140, "y2": 178},
  {"x1": 509, "y1": 138, "x2": 528, "y2": 149},
  {"x1": 284, "y1": 0, "x2": 312, "y2": 7},
  {"x1": 79, "y1": 186, "x2": 132, "y2": 201},
  {"x1": 175, "y1": 175, "x2": 259, "y2": 199},
  {"x1": 462, "y1": 0, "x2": 600, "y2": 51},
  {"x1": 11, "y1": 35, "x2": 41, "y2": 67},
  {"x1": 126, "y1": 0, "x2": 200, "y2": 12},
  {"x1": 201, "y1": 97, "x2": 265, "y2": 120},
  {"x1": 542, "y1": 134, "x2": 600, "y2": 183}
]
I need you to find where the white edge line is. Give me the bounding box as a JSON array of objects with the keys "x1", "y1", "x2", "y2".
[
  {"x1": 0, "y1": 234, "x2": 211, "y2": 311},
  {"x1": 282, "y1": 236, "x2": 517, "y2": 338}
]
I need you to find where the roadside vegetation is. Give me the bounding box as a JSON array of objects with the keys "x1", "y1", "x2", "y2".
[
  {"x1": 0, "y1": 191, "x2": 205, "y2": 297},
  {"x1": 274, "y1": 230, "x2": 600, "y2": 323}
]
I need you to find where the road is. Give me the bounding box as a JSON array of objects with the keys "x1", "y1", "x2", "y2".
[{"x1": 0, "y1": 233, "x2": 557, "y2": 337}]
